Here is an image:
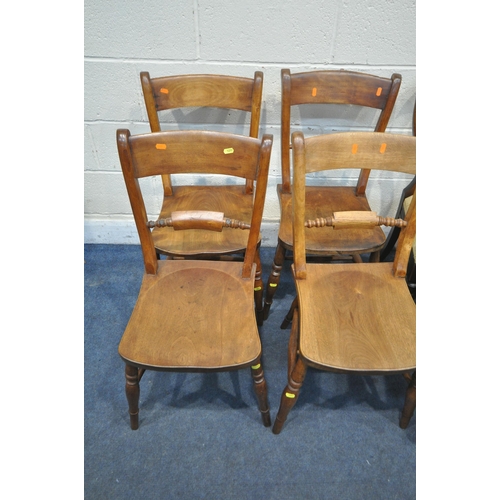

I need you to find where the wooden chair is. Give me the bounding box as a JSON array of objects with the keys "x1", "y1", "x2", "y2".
[
  {"x1": 140, "y1": 71, "x2": 266, "y2": 321},
  {"x1": 272, "y1": 131, "x2": 416, "y2": 435},
  {"x1": 263, "y1": 69, "x2": 402, "y2": 320},
  {"x1": 116, "y1": 128, "x2": 273, "y2": 430}
]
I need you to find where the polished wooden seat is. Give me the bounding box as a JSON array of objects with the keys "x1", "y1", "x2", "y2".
[
  {"x1": 116, "y1": 128, "x2": 273, "y2": 430},
  {"x1": 272, "y1": 131, "x2": 416, "y2": 435},
  {"x1": 140, "y1": 71, "x2": 266, "y2": 320},
  {"x1": 263, "y1": 69, "x2": 402, "y2": 320}
]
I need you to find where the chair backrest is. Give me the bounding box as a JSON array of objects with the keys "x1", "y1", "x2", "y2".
[
  {"x1": 281, "y1": 69, "x2": 402, "y2": 194},
  {"x1": 117, "y1": 129, "x2": 273, "y2": 277},
  {"x1": 140, "y1": 71, "x2": 264, "y2": 196},
  {"x1": 291, "y1": 131, "x2": 416, "y2": 279}
]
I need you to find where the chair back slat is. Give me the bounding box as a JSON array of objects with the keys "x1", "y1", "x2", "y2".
[
  {"x1": 127, "y1": 130, "x2": 262, "y2": 180},
  {"x1": 144, "y1": 73, "x2": 259, "y2": 113},
  {"x1": 303, "y1": 131, "x2": 416, "y2": 175},
  {"x1": 289, "y1": 70, "x2": 398, "y2": 108}
]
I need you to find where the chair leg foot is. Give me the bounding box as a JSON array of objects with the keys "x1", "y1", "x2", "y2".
[
  {"x1": 272, "y1": 356, "x2": 307, "y2": 434},
  {"x1": 125, "y1": 364, "x2": 140, "y2": 430},
  {"x1": 256, "y1": 311, "x2": 264, "y2": 327},
  {"x1": 251, "y1": 361, "x2": 271, "y2": 427},
  {"x1": 399, "y1": 371, "x2": 416, "y2": 429},
  {"x1": 261, "y1": 409, "x2": 272, "y2": 427}
]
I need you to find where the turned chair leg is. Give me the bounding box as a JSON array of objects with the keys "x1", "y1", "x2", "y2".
[
  {"x1": 273, "y1": 308, "x2": 306, "y2": 434},
  {"x1": 400, "y1": 371, "x2": 416, "y2": 429},
  {"x1": 250, "y1": 360, "x2": 271, "y2": 427},
  {"x1": 272, "y1": 356, "x2": 308, "y2": 435},
  {"x1": 263, "y1": 242, "x2": 286, "y2": 321},
  {"x1": 125, "y1": 364, "x2": 140, "y2": 430},
  {"x1": 253, "y1": 250, "x2": 265, "y2": 326}
]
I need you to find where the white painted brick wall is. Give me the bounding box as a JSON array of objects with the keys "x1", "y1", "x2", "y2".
[{"x1": 84, "y1": 0, "x2": 416, "y2": 245}]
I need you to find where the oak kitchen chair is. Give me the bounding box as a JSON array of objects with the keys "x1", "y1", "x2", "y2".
[
  {"x1": 272, "y1": 130, "x2": 416, "y2": 435},
  {"x1": 116, "y1": 128, "x2": 273, "y2": 430}
]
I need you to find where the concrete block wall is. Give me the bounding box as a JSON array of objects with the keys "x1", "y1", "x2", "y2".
[{"x1": 84, "y1": 0, "x2": 416, "y2": 246}]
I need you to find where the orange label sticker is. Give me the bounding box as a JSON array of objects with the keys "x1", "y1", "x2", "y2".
[
  {"x1": 379, "y1": 143, "x2": 387, "y2": 153},
  {"x1": 376, "y1": 87, "x2": 382, "y2": 96},
  {"x1": 351, "y1": 144, "x2": 358, "y2": 154},
  {"x1": 160, "y1": 88, "x2": 169, "y2": 94},
  {"x1": 156, "y1": 144, "x2": 167, "y2": 150},
  {"x1": 223, "y1": 148, "x2": 234, "y2": 154},
  {"x1": 312, "y1": 87, "x2": 317, "y2": 97}
]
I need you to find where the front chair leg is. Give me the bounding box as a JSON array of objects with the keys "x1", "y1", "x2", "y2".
[
  {"x1": 263, "y1": 242, "x2": 286, "y2": 321},
  {"x1": 400, "y1": 371, "x2": 416, "y2": 429},
  {"x1": 251, "y1": 360, "x2": 271, "y2": 427},
  {"x1": 272, "y1": 355, "x2": 308, "y2": 435},
  {"x1": 125, "y1": 364, "x2": 140, "y2": 430}
]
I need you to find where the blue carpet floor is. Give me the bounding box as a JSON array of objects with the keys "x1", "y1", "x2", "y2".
[{"x1": 84, "y1": 244, "x2": 416, "y2": 499}]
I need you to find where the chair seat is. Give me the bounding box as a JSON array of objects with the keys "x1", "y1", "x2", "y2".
[
  {"x1": 294, "y1": 262, "x2": 416, "y2": 373},
  {"x1": 277, "y1": 184, "x2": 386, "y2": 255},
  {"x1": 119, "y1": 260, "x2": 261, "y2": 370},
  {"x1": 152, "y1": 185, "x2": 259, "y2": 256}
]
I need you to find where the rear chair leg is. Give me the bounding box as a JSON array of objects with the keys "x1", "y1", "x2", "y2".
[
  {"x1": 280, "y1": 296, "x2": 298, "y2": 329},
  {"x1": 125, "y1": 364, "x2": 140, "y2": 430},
  {"x1": 400, "y1": 371, "x2": 416, "y2": 429},
  {"x1": 251, "y1": 360, "x2": 271, "y2": 427}
]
